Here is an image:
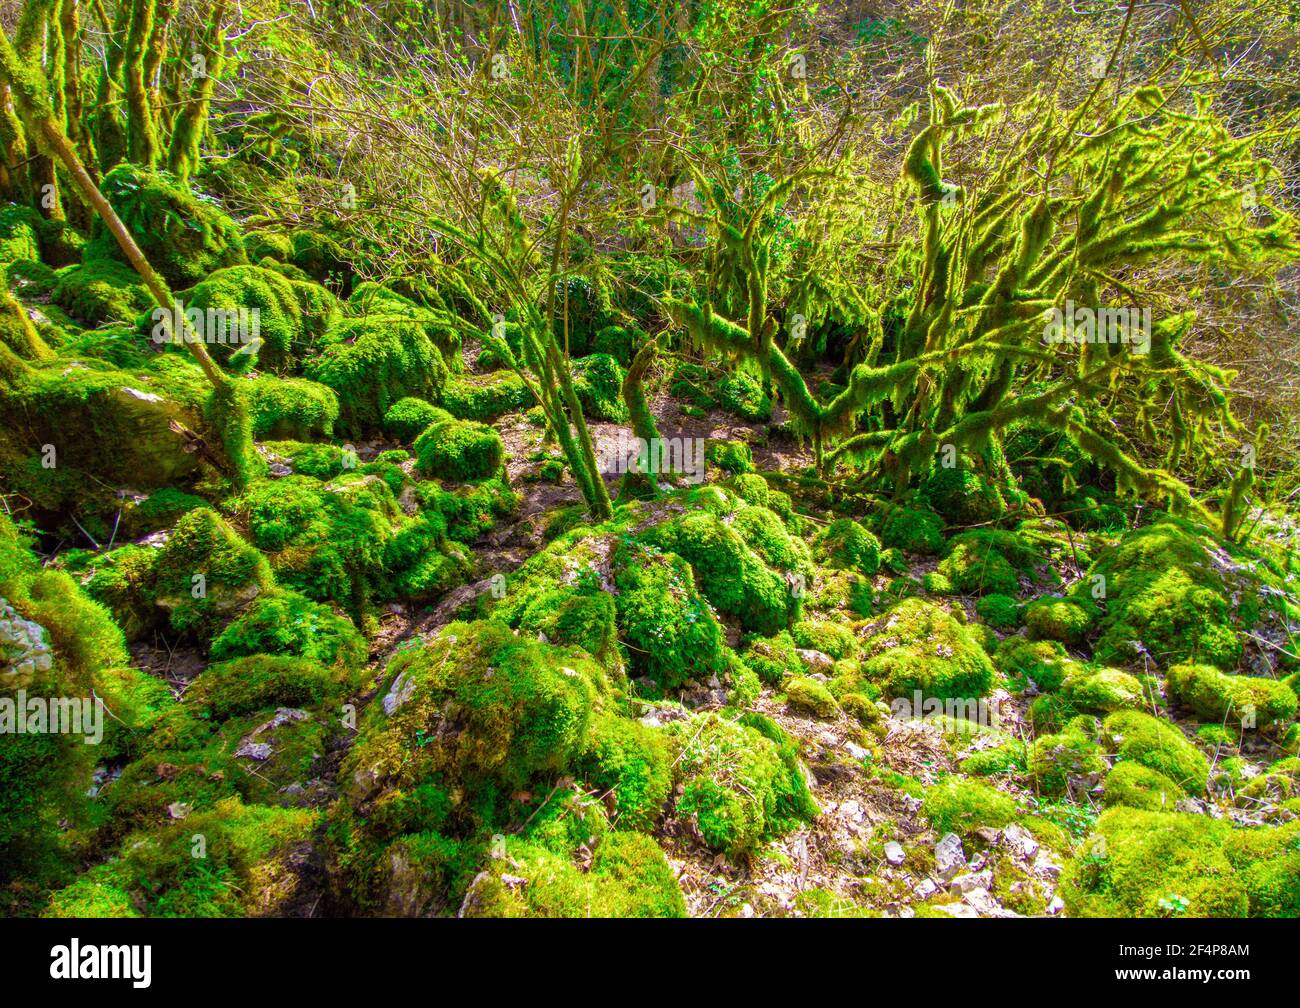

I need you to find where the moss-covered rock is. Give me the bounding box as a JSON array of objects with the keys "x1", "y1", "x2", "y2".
[
  {"x1": 936, "y1": 528, "x2": 1039, "y2": 596},
  {"x1": 1101, "y1": 710, "x2": 1209, "y2": 795},
  {"x1": 814, "y1": 518, "x2": 881, "y2": 575},
  {"x1": 441, "y1": 371, "x2": 531, "y2": 422},
  {"x1": 878, "y1": 504, "x2": 946, "y2": 555},
  {"x1": 245, "y1": 375, "x2": 339, "y2": 441},
  {"x1": 575, "y1": 712, "x2": 672, "y2": 831},
  {"x1": 921, "y1": 777, "x2": 1018, "y2": 835},
  {"x1": 1060, "y1": 665, "x2": 1146, "y2": 714},
  {"x1": 861, "y1": 598, "x2": 995, "y2": 702},
  {"x1": 208, "y1": 589, "x2": 367, "y2": 674},
  {"x1": 667, "y1": 711, "x2": 817, "y2": 859},
  {"x1": 995, "y1": 637, "x2": 1073, "y2": 692},
  {"x1": 86, "y1": 165, "x2": 247, "y2": 289},
  {"x1": 1024, "y1": 595, "x2": 1093, "y2": 644},
  {"x1": 1102, "y1": 761, "x2": 1186, "y2": 811},
  {"x1": 919, "y1": 464, "x2": 1006, "y2": 525},
  {"x1": 51, "y1": 260, "x2": 152, "y2": 325},
  {"x1": 1030, "y1": 723, "x2": 1107, "y2": 796},
  {"x1": 1167, "y1": 663, "x2": 1297, "y2": 729},
  {"x1": 785, "y1": 675, "x2": 838, "y2": 717},
  {"x1": 572, "y1": 353, "x2": 627, "y2": 422},
  {"x1": 412, "y1": 408, "x2": 504, "y2": 483},
  {"x1": 305, "y1": 317, "x2": 449, "y2": 437}
]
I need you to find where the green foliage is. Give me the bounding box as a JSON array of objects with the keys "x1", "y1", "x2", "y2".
[{"x1": 412, "y1": 408, "x2": 505, "y2": 483}]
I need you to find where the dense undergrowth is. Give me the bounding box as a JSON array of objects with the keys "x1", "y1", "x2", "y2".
[{"x1": 1, "y1": 0, "x2": 1299, "y2": 918}]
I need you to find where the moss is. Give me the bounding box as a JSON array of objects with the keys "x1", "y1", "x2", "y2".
[
  {"x1": 494, "y1": 543, "x2": 622, "y2": 673},
  {"x1": 806, "y1": 567, "x2": 873, "y2": 617},
  {"x1": 1221, "y1": 816, "x2": 1300, "y2": 918},
  {"x1": 1102, "y1": 761, "x2": 1186, "y2": 811},
  {"x1": 209, "y1": 589, "x2": 367, "y2": 673},
  {"x1": 1167, "y1": 663, "x2": 1298, "y2": 729},
  {"x1": 45, "y1": 797, "x2": 316, "y2": 918},
  {"x1": 975, "y1": 594, "x2": 1020, "y2": 630},
  {"x1": 6, "y1": 258, "x2": 57, "y2": 301},
  {"x1": 730, "y1": 505, "x2": 813, "y2": 576},
  {"x1": 639, "y1": 508, "x2": 792, "y2": 635},
  {"x1": 705, "y1": 439, "x2": 754, "y2": 475},
  {"x1": 177, "y1": 264, "x2": 339, "y2": 371},
  {"x1": 419, "y1": 476, "x2": 520, "y2": 544},
  {"x1": 571, "y1": 353, "x2": 627, "y2": 422},
  {"x1": 305, "y1": 317, "x2": 450, "y2": 438},
  {"x1": 152, "y1": 507, "x2": 273, "y2": 641},
  {"x1": 961, "y1": 742, "x2": 1027, "y2": 777},
  {"x1": 922, "y1": 777, "x2": 1018, "y2": 835},
  {"x1": 461, "y1": 832, "x2": 685, "y2": 918},
  {"x1": 343, "y1": 619, "x2": 605, "y2": 801},
  {"x1": 1024, "y1": 596, "x2": 1093, "y2": 644},
  {"x1": 1085, "y1": 518, "x2": 1245, "y2": 669},
  {"x1": 878, "y1": 504, "x2": 945, "y2": 555},
  {"x1": 791, "y1": 619, "x2": 856, "y2": 661},
  {"x1": 936, "y1": 528, "x2": 1038, "y2": 596},
  {"x1": 384, "y1": 397, "x2": 440, "y2": 442},
  {"x1": 0, "y1": 357, "x2": 215, "y2": 513},
  {"x1": 441, "y1": 371, "x2": 531, "y2": 422},
  {"x1": 995, "y1": 637, "x2": 1072, "y2": 692},
  {"x1": 576, "y1": 712, "x2": 673, "y2": 831},
  {"x1": 1061, "y1": 666, "x2": 1146, "y2": 713},
  {"x1": 81, "y1": 544, "x2": 161, "y2": 640},
  {"x1": 1101, "y1": 710, "x2": 1209, "y2": 795},
  {"x1": 412, "y1": 407, "x2": 505, "y2": 483},
  {"x1": 1061, "y1": 808, "x2": 1247, "y2": 917},
  {"x1": 741, "y1": 630, "x2": 801, "y2": 685},
  {"x1": 85, "y1": 165, "x2": 247, "y2": 289},
  {"x1": 612, "y1": 539, "x2": 727, "y2": 689},
  {"x1": 785, "y1": 675, "x2": 838, "y2": 717},
  {"x1": 860, "y1": 598, "x2": 995, "y2": 702},
  {"x1": 130, "y1": 487, "x2": 207, "y2": 535},
  {"x1": 715, "y1": 368, "x2": 772, "y2": 422},
  {"x1": 0, "y1": 203, "x2": 40, "y2": 262},
  {"x1": 51, "y1": 259, "x2": 152, "y2": 325},
  {"x1": 919, "y1": 463, "x2": 1006, "y2": 525},
  {"x1": 1030, "y1": 725, "x2": 1107, "y2": 796},
  {"x1": 245, "y1": 375, "x2": 338, "y2": 441},
  {"x1": 184, "y1": 654, "x2": 347, "y2": 721},
  {"x1": 667, "y1": 711, "x2": 817, "y2": 859},
  {"x1": 814, "y1": 518, "x2": 881, "y2": 575}
]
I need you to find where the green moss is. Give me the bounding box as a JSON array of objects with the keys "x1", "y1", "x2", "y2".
[
  {"x1": 936, "y1": 529, "x2": 1039, "y2": 596},
  {"x1": 185, "y1": 653, "x2": 346, "y2": 721},
  {"x1": 245, "y1": 375, "x2": 338, "y2": 441},
  {"x1": 86, "y1": 165, "x2": 247, "y2": 289},
  {"x1": 961, "y1": 741, "x2": 1027, "y2": 776},
  {"x1": 996, "y1": 637, "x2": 1072, "y2": 692},
  {"x1": 412, "y1": 407, "x2": 505, "y2": 483},
  {"x1": 1061, "y1": 666, "x2": 1146, "y2": 713},
  {"x1": 152, "y1": 507, "x2": 274, "y2": 642},
  {"x1": 0, "y1": 203, "x2": 40, "y2": 262},
  {"x1": 975, "y1": 594, "x2": 1021, "y2": 629},
  {"x1": 576, "y1": 712, "x2": 672, "y2": 831},
  {"x1": 785, "y1": 675, "x2": 838, "y2": 717},
  {"x1": 1102, "y1": 761, "x2": 1186, "y2": 811},
  {"x1": 612, "y1": 539, "x2": 727, "y2": 689},
  {"x1": 639, "y1": 507, "x2": 792, "y2": 635},
  {"x1": 717, "y1": 368, "x2": 772, "y2": 421},
  {"x1": 741, "y1": 630, "x2": 801, "y2": 685},
  {"x1": 1167, "y1": 663, "x2": 1298, "y2": 729},
  {"x1": 460, "y1": 831, "x2": 685, "y2": 918},
  {"x1": 667, "y1": 711, "x2": 817, "y2": 859},
  {"x1": 209, "y1": 589, "x2": 367, "y2": 673},
  {"x1": 705, "y1": 439, "x2": 754, "y2": 475},
  {"x1": 1101, "y1": 710, "x2": 1210, "y2": 795},
  {"x1": 791, "y1": 619, "x2": 856, "y2": 661},
  {"x1": 878, "y1": 504, "x2": 945, "y2": 555},
  {"x1": 814, "y1": 518, "x2": 881, "y2": 575},
  {"x1": 861, "y1": 598, "x2": 995, "y2": 702},
  {"x1": 441, "y1": 371, "x2": 531, "y2": 422},
  {"x1": 1224, "y1": 820, "x2": 1300, "y2": 917},
  {"x1": 51, "y1": 260, "x2": 152, "y2": 325},
  {"x1": 922, "y1": 777, "x2": 1018, "y2": 835},
  {"x1": 177, "y1": 265, "x2": 339, "y2": 371},
  {"x1": 1061, "y1": 808, "x2": 1247, "y2": 917},
  {"x1": 1085, "y1": 518, "x2": 1245, "y2": 669},
  {"x1": 919, "y1": 464, "x2": 1006, "y2": 525},
  {"x1": 383, "y1": 396, "x2": 440, "y2": 442},
  {"x1": 305, "y1": 317, "x2": 450, "y2": 438},
  {"x1": 1030, "y1": 724, "x2": 1107, "y2": 796},
  {"x1": 1024, "y1": 596, "x2": 1093, "y2": 644},
  {"x1": 571, "y1": 353, "x2": 627, "y2": 422}
]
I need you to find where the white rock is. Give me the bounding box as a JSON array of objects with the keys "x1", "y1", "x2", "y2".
[
  {"x1": 935, "y1": 832, "x2": 966, "y2": 880},
  {"x1": 883, "y1": 841, "x2": 906, "y2": 866},
  {"x1": 949, "y1": 869, "x2": 993, "y2": 896},
  {"x1": 1002, "y1": 822, "x2": 1040, "y2": 860}
]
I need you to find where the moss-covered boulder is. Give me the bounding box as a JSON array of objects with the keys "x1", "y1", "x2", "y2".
[
  {"x1": 244, "y1": 375, "x2": 339, "y2": 440},
  {"x1": 85, "y1": 165, "x2": 247, "y2": 289},
  {"x1": 1100, "y1": 710, "x2": 1209, "y2": 795},
  {"x1": 412, "y1": 408, "x2": 504, "y2": 483},
  {"x1": 1167, "y1": 663, "x2": 1297, "y2": 729},
  {"x1": 51, "y1": 260, "x2": 152, "y2": 325},
  {"x1": 814, "y1": 518, "x2": 881, "y2": 575},
  {"x1": 861, "y1": 598, "x2": 995, "y2": 702},
  {"x1": 305, "y1": 318, "x2": 450, "y2": 437}
]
